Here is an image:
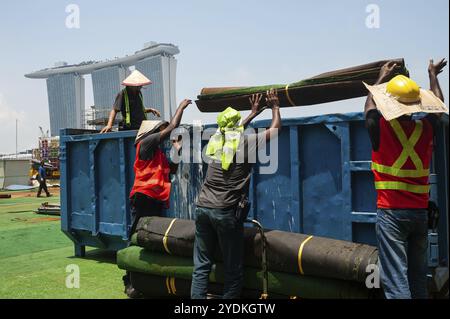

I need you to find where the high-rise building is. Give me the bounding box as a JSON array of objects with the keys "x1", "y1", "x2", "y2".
[
  {"x1": 91, "y1": 65, "x2": 129, "y2": 122},
  {"x1": 46, "y1": 74, "x2": 85, "y2": 135},
  {"x1": 91, "y1": 66, "x2": 129, "y2": 110},
  {"x1": 136, "y1": 54, "x2": 177, "y2": 121},
  {"x1": 25, "y1": 43, "x2": 179, "y2": 136}
]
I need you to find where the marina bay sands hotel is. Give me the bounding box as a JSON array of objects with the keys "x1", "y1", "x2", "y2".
[{"x1": 25, "y1": 42, "x2": 179, "y2": 136}]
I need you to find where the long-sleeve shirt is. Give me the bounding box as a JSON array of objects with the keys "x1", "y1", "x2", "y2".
[{"x1": 38, "y1": 166, "x2": 46, "y2": 180}]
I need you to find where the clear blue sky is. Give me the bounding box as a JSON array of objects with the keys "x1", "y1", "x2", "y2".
[{"x1": 0, "y1": 0, "x2": 448, "y2": 153}]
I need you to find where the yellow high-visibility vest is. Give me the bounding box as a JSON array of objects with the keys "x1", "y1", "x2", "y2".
[{"x1": 123, "y1": 88, "x2": 147, "y2": 126}]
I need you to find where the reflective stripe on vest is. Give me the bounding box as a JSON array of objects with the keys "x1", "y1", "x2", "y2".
[
  {"x1": 124, "y1": 89, "x2": 147, "y2": 126},
  {"x1": 371, "y1": 162, "x2": 429, "y2": 178},
  {"x1": 373, "y1": 119, "x2": 429, "y2": 193},
  {"x1": 374, "y1": 181, "x2": 430, "y2": 194}
]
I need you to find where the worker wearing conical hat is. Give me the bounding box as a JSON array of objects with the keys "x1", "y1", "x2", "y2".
[
  {"x1": 100, "y1": 70, "x2": 161, "y2": 133},
  {"x1": 123, "y1": 98, "x2": 192, "y2": 298},
  {"x1": 364, "y1": 59, "x2": 448, "y2": 299}
]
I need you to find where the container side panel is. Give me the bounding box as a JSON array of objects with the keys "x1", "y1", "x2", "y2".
[
  {"x1": 350, "y1": 121, "x2": 372, "y2": 162},
  {"x1": 125, "y1": 138, "x2": 137, "y2": 235},
  {"x1": 300, "y1": 124, "x2": 343, "y2": 239},
  {"x1": 352, "y1": 223, "x2": 377, "y2": 246},
  {"x1": 254, "y1": 128, "x2": 293, "y2": 232},
  {"x1": 351, "y1": 172, "x2": 377, "y2": 213},
  {"x1": 68, "y1": 141, "x2": 92, "y2": 231},
  {"x1": 96, "y1": 140, "x2": 123, "y2": 228},
  {"x1": 166, "y1": 126, "x2": 201, "y2": 220}
]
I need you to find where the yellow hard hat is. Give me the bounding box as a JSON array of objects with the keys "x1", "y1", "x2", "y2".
[{"x1": 386, "y1": 75, "x2": 421, "y2": 103}]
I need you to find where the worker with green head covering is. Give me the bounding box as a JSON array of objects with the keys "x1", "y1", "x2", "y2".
[
  {"x1": 191, "y1": 89, "x2": 282, "y2": 299},
  {"x1": 205, "y1": 106, "x2": 245, "y2": 170}
]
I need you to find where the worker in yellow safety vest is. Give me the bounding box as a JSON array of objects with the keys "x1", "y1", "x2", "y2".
[
  {"x1": 100, "y1": 70, "x2": 161, "y2": 133},
  {"x1": 364, "y1": 59, "x2": 448, "y2": 299}
]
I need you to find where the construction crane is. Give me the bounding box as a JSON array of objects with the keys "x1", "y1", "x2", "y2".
[{"x1": 38, "y1": 126, "x2": 49, "y2": 138}]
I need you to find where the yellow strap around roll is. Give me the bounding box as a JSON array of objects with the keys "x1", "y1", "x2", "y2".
[
  {"x1": 165, "y1": 277, "x2": 172, "y2": 295},
  {"x1": 297, "y1": 235, "x2": 314, "y2": 275},
  {"x1": 163, "y1": 218, "x2": 177, "y2": 254},
  {"x1": 170, "y1": 277, "x2": 177, "y2": 295},
  {"x1": 375, "y1": 181, "x2": 430, "y2": 194},
  {"x1": 285, "y1": 84, "x2": 297, "y2": 106}
]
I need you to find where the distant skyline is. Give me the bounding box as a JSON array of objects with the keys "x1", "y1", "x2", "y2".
[{"x1": 0, "y1": 0, "x2": 448, "y2": 153}]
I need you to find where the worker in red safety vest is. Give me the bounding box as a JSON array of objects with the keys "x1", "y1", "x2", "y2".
[
  {"x1": 364, "y1": 58, "x2": 448, "y2": 299},
  {"x1": 123, "y1": 98, "x2": 192, "y2": 298}
]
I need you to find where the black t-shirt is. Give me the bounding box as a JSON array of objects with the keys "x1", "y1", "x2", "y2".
[
  {"x1": 365, "y1": 110, "x2": 439, "y2": 151},
  {"x1": 138, "y1": 132, "x2": 161, "y2": 161},
  {"x1": 196, "y1": 132, "x2": 266, "y2": 209},
  {"x1": 113, "y1": 89, "x2": 146, "y2": 130}
]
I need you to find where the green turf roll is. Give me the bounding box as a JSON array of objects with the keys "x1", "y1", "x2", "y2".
[
  {"x1": 118, "y1": 246, "x2": 372, "y2": 299},
  {"x1": 129, "y1": 272, "x2": 289, "y2": 299},
  {"x1": 195, "y1": 58, "x2": 409, "y2": 112},
  {"x1": 131, "y1": 233, "x2": 138, "y2": 245},
  {"x1": 118, "y1": 245, "x2": 193, "y2": 279},
  {"x1": 134, "y1": 217, "x2": 378, "y2": 283}
]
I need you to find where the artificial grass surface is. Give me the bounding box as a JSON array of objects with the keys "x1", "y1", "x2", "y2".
[
  {"x1": 0, "y1": 192, "x2": 126, "y2": 299},
  {"x1": 0, "y1": 222, "x2": 70, "y2": 259}
]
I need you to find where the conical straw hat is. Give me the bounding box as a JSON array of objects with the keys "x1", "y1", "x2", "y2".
[
  {"x1": 363, "y1": 82, "x2": 448, "y2": 121},
  {"x1": 135, "y1": 120, "x2": 168, "y2": 144},
  {"x1": 122, "y1": 70, "x2": 152, "y2": 87}
]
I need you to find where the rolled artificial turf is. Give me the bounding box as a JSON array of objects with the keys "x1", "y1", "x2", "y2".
[
  {"x1": 195, "y1": 58, "x2": 408, "y2": 112},
  {"x1": 132, "y1": 217, "x2": 378, "y2": 283},
  {"x1": 117, "y1": 246, "x2": 372, "y2": 299}
]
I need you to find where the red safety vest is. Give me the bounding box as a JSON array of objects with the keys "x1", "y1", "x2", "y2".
[
  {"x1": 130, "y1": 142, "x2": 171, "y2": 208},
  {"x1": 371, "y1": 117, "x2": 433, "y2": 209}
]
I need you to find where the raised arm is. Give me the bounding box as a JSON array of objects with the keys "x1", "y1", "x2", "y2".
[
  {"x1": 145, "y1": 108, "x2": 161, "y2": 117},
  {"x1": 159, "y1": 99, "x2": 192, "y2": 141},
  {"x1": 364, "y1": 61, "x2": 398, "y2": 116},
  {"x1": 364, "y1": 61, "x2": 399, "y2": 150},
  {"x1": 264, "y1": 88, "x2": 281, "y2": 141},
  {"x1": 428, "y1": 58, "x2": 447, "y2": 102},
  {"x1": 241, "y1": 93, "x2": 267, "y2": 128}
]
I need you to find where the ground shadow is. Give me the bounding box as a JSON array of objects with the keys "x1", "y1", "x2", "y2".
[{"x1": 68, "y1": 248, "x2": 118, "y2": 265}]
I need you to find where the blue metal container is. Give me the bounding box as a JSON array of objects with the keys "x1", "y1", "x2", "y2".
[{"x1": 60, "y1": 113, "x2": 449, "y2": 266}]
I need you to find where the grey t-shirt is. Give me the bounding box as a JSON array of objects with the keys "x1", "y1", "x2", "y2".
[{"x1": 196, "y1": 132, "x2": 266, "y2": 209}]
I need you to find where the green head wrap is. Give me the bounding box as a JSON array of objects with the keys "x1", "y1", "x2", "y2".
[{"x1": 206, "y1": 107, "x2": 244, "y2": 170}]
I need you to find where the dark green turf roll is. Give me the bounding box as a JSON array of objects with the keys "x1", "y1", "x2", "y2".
[
  {"x1": 195, "y1": 58, "x2": 408, "y2": 112},
  {"x1": 133, "y1": 217, "x2": 378, "y2": 283},
  {"x1": 129, "y1": 272, "x2": 289, "y2": 299},
  {"x1": 118, "y1": 246, "x2": 372, "y2": 299}
]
